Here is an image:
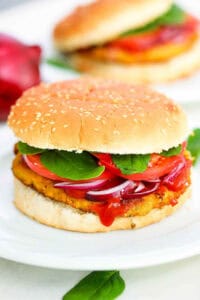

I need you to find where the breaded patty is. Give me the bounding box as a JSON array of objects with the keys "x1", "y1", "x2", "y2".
[{"x1": 12, "y1": 153, "x2": 190, "y2": 218}]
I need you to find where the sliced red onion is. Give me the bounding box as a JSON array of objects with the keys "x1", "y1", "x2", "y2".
[
  {"x1": 134, "y1": 182, "x2": 145, "y2": 193},
  {"x1": 86, "y1": 180, "x2": 136, "y2": 202},
  {"x1": 163, "y1": 160, "x2": 185, "y2": 187},
  {"x1": 123, "y1": 182, "x2": 160, "y2": 200},
  {"x1": 144, "y1": 179, "x2": 161, "y2": 183},
  {"x1": 54, "y1": 179, "x2": 108, "y2": 191}
]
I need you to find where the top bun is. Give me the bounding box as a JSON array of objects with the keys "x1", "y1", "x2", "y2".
[
  {"x1": 54, "y1": 0, "x2": 172, "y2": 51},
  {"x1": 8, "y1": 77, "x2": 188, "y2": 154}
]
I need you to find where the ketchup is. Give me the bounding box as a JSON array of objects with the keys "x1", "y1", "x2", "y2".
[{"x1": 91, "y1": 199, "x2": 126, "y2": 227}]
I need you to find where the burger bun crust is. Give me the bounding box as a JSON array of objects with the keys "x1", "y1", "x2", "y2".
[{"x1": 8, "y1": 78, "x2": 188, "y2": 154}]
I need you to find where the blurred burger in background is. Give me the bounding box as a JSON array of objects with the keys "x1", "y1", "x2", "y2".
[{"x1": 53, "y1": 0, "x2": 200, "y2": 83}]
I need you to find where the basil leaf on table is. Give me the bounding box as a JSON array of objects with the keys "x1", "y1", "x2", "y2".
[
  {"x1": 112, "y1": 154, "x2": 150, "y2": 175},
  {"x1": 41, "y1": 150, "x2": 105, "y2": 180},
  {"x1": 161, "y1": 144, "x2": 182, "y2": 157},
  {"x1": 63, "y1": 271, "x2": 125, "y2": 300},
  {"x1": 121, "y1": 4, "x2": 186, "y2": 36},
  {"x1": 187, "y1": 128, "x2": 200, "y2": 165},
  {"x1": 18, "y1": 141, "x2": 45, "y2": 155}
]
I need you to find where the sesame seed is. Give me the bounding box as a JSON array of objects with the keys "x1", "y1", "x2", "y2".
[
  {"x1": 84, "y1": 111, "x2": 92, "y2": 116},
  {"x1": 161, "y1": 128, "x2": 166, "y2": 135},
  {"x1": 113, "y1": 130, "x2": 120, "y2": 135},
  {"x1": 64, "y1": 124, "x2": 68, "y2": 128},
  {"x1": 52, "y1": 127, "x2": 56, "y2": 132},
  {"x1": 36, "y1": 112, "x2": 41, "y2": 118}
]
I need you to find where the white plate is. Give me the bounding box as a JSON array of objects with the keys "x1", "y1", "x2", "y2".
[
  {"x1": 0, "y1": 0, "x2": 200, "y2": 104},
  {"x1": 0, "y1": 103, "x2": 200, "y2": 270}
]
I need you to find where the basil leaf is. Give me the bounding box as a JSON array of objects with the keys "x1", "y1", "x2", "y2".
[
  {"x1": 161, "y1": 145, "x2": 182, "y2": 157},
  {"x1": 112, "y1": 154, "x2": 150, "y2": 175},
  {"x1": 46, "y1": 57, "x2": 77, "y2": 72},
  {"x1": 187, "y1": 128, "x2": 200, "y2": 165},
  {"x1": 18, "y1": 141, "x2": 45, "y2": 155},
  {"x1": 121, "y1": 4, "x2": 186, "y2": 36},
  {"x1": 41, "y1": 150, "x2": 105, "y2": 180},
  {"x1": 63, "y1": 271, "x2": 125, "y2": 300},
  {"x1": 158, "y1": 4, "x2": 186, "y2": 25}
]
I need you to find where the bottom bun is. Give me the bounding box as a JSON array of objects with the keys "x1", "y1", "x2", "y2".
[
  {"x1": 14, "y1": 178, "x2": 191, "y2": 233},
  {"x1": 69, "y1": 38, "x2": 200, "y2": 83}
]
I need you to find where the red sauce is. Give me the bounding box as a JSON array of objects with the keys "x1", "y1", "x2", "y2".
[
  {"x1": 170, "y1": 199, "x2": 178, "y2": 207},
  {"x1": 91, "y1": 199, "x2": 126, "y2": 227}
]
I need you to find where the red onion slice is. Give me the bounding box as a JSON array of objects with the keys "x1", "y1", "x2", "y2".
[
  {"x1": 134, "y1": 182, "x2": 145, "y2": 193},
  {"x1": 54, "y1": 179, "x2": 108, "y2": 191},
  {"x1": 163, "y1": 160, "x2": 185, "y2": 188},
  {"x1": 86, "y1": 180, "x2": 136, "y2": 202},
  {"x1": 144, "y1": 179, "x2": 161, "y2": 183},
  {"x1": 123, "y1": 182, "x2": 160, "y2": 200}
]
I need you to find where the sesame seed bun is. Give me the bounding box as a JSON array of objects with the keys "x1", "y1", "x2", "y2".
[
  {"x1": 8, "y1": 78, "x2": 188, "y2": 154},
  {"x1": 53, "y1": 0, "x2": 172, "y2": 51},
  {"x1": 14, "y1": 178, "x2": 191, "y2": 233},
  {"x1": 68, "y1": 37, "x2": 200, "y2": 83}
]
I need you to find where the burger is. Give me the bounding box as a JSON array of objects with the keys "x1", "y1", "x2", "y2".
[
  {"x1": 53, "y1": 0, "x2": 200, "y2": 83},
  {"x1": 8, "y1": 78, "x2": 192, "y2": 232}
]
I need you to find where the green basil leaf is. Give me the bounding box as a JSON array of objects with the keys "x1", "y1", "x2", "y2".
[
  {"x1": 159, "y1": 4, "x2": 186, "y2": 24},
  {"x1": 121, "y1": 4, "x2": 186, "y2": 36},
  {"x1": 41, "y1": 150, "x2": 105, "y2": 180},
  {"x1": 63, "y1": 271, "x2": 125, "y2": 300},
  {"x1": 187, "y1": 128, "x2": 200, "y2": 165},
  {"x1": 112, "y1": 154, "x2": 150, "y2": 175},
  {"x1": 46, "y1": 57, "x2": 77, "y2": 72},
  {"x1": 18, "y1": 142, "x2": 45, "y2": 155},
  {"x1": 161, "y1": 144, "x2": 182, "y2": 157}
]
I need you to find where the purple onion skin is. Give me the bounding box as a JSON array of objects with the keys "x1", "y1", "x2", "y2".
[
  {"x1": 162, "y1": 160, "x2": 185, "y2": 188},
  {"x1": 122, "y1": 182, "x2": 160, "y2": 200}
]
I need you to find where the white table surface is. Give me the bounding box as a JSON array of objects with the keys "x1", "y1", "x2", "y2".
[
  {"x1": 1, "y1": 1, "x2": 200, "y2": 299},
  {"x1": 1, "y1": 255, "x2": 200, "y2": 300}
]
